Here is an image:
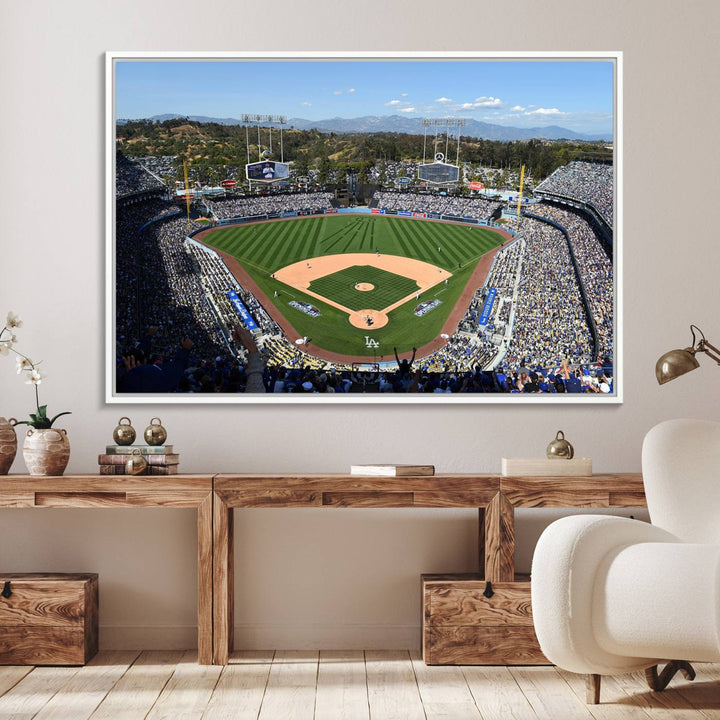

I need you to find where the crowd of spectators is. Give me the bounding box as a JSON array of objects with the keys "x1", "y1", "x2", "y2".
[
  {"x1": 372, "y1": 190, "x2": 503, "y2": 221},
  {"x1": 534, "y1": 161, "x2": 613, "y2": 228},
  {"x1": 503, "y1": 216, "x2": 594, "y2": 370},
  {"x1": 204, "y1": 192, "x2": 335, "y2": 221},
  {"x1": 116, "y1": 153, "x2": 167, "y2": 198},
  {"x1": 527, "y1": 203, "x2": 614, "y2": 358},
  {"x1": 133, "y1": 155, "x2": 178, "y2": 181},
  {"x1": 114, "y1": 176, "x2": 613, "y2": 393}
]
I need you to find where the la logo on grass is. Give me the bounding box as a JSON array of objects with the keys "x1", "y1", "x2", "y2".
[{"x1": 364, "y1": 336, "x2": 380, "y2": 349}]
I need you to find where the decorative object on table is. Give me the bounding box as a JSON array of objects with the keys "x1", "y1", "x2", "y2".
[
  {"x1": 143, "y1": 417, "x2": 167, "y2": 446},
  {"x1": 349, "y1": 464, "x2": 435, "y2": 477},
  {"x1": 97, "y1": 444, "x2": 179, "y2": 475},
  {"x1": 124, "y1": 448, "x2": 148, "y2": 476},
  {"x1": 22, "y1": 428, "x2": 71, "y2": 477},
  {"x1": 501, "y1": 457, "x2": 592, "y2": 476},
  {"x1": 0, "y1": 311, "x2": 72, "y2": 476},
  {"x1": 0, "y1": 417, "x2": 18, "y2": 475},
  {"x1": 0, "y1": 573, "x2": 98, "y2": 665},
  {"x1": 546, "y1": 430, "x2": 575, "y2": 459},
  {"x1": 655, "y1": 324, "x2": 720, "y2": 384},
  {"x1": 112, "y1": 416, "x2": 136, "y2": 445},
  {"x1": 503, "y1": 429, "x2": 591, "y2": 475}
]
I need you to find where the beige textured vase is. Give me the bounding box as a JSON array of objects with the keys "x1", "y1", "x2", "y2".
[
  {"x1": 0, "y1": 417, "x2": 18, "y2": 475},
  {"x1": 22, "y1": 428, "x2": 70, "y2": 476}
]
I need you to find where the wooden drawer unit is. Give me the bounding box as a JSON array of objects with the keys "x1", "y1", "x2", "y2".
[
  {"x1": 422, "y1": 573, "x2": 548, "y2": 665},
  {"x1": 0, "y1": 573, "x2": 99, "y2": 665}
]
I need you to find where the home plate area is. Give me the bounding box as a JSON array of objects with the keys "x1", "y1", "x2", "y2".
[{"x1": 273, "y1": 253, "x2": 452, "y2": 331}]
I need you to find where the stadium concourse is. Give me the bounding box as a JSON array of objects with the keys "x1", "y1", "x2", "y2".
[{"x1": 114, "y1": 153, "x2": 614, "y2": 394}]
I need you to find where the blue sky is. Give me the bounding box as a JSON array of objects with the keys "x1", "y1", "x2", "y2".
[{"x1": 115, "y1": 58, "x2": 614, "y2": 135}]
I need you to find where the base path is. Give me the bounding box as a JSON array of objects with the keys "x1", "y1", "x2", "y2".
[{"x1": 275, "y1": 252, "x2": 451, "y2": 332}]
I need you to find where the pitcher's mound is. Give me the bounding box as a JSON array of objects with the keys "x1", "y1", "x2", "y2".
[
  {"x1": 355, "y1": 282, "x2": 375, "y2": 291},
  {"x1": 348, "y1": 309, "x2": 389, "y2": 329}
]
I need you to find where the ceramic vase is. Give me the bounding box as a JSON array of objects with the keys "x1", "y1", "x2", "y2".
[
  {"x1": 0, "y1": 417, "x2": 18, "y2": 475},
  {"x1": 22, "y1": 428, "x2": 70, "y2": 476}
]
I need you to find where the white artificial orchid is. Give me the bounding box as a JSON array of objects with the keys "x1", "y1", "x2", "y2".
[
  {"x1": 15, "y1": 356, "x2": 32, "y2": 373},
  {"x1": 6, "y1": 312, "x2": 22, "y2": 329},
  {"x1": 25, "y1": 368, "x2": 46, "y2": 385},
  {"x1": 1, "y1": 310, "x2": 71, "y2": 429}
]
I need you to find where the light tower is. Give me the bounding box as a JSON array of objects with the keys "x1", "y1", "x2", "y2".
[
  {"x1": 418, "y1": 118, "x2": 466, "y2": 186},
  {"x1": 241, "y1": 114, "x2": 289, "y2": 191}
]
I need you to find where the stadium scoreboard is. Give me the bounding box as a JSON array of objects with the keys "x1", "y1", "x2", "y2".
[
  {"x1": 246, "y1": 160, "x2": 290, "y2": 183},
  {"x1": 417, "y1": 161, "x2": 460, "y2": 185}
]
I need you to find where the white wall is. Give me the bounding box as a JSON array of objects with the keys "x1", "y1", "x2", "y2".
[{"x1": 1, "y1": 0, "x2": 718, "y2": 649}]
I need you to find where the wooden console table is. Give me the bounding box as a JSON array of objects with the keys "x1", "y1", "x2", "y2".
[
  {"x1": 1, "y1": 473, "x2": 647, "y2": 666},
  {"x1": 0, "y1": 475, "x2": 214, "y2": 665},
  {"x1": 212, "y1": 473, "x2": 645, "y2": 665}
]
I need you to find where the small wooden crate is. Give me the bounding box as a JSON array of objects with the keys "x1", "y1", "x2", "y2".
[
  {"x1": 422, "y1": 573, "x2": 548, "y2": 665},
  {"x1": 0, "y1": 573, "x2": 98, "y2": 665}
]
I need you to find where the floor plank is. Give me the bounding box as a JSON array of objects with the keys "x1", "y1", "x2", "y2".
[
  {"x1": 555, "y1": 668, "x2": 653, "y2": 719},
  {"x1": 510, "y1": 666, "x2": 596, "y2": 720},
  {"x1": 145, "y1": 649, "x2": 223, "y2": 720},
  {"x1": 314, "y1": 650, "x2": 369, "y2": 720},
  {"x1": 0, "y1": 665, "x2": 80, "y2": 719},
  {"x1": 365, "y1": 650, "x2": 425, "y2": 720},
  {"x1": 1, "y1": 652, "x2": 716, "y2": 720},
  {"x1": 410, "y1": 649, "x2": 483, "y2": 720},
  {"x1": 589, "y1": 670, "x2": 700, "y2": 720},
  {"x1": 89, "y1": 650, "x2": 184, "y2": 720},
  {"x1": 463, "y1": 665, "x2": 538, "y2": 720},
  {"x1": 0, "y1": 667, "x2": 33, "y2": 699},
  {"x1": 674, "y1": 663, "x2": 720, "y2": 720},
  {"x1": 202, "y1": 651, "x2": 273, "y2": 720},
  {"x1": 33, "y1": 651, "x2": 140, "y2": 720},
  {"x1": 257, "y1": 651, "x2": 319, "y2": 720}
]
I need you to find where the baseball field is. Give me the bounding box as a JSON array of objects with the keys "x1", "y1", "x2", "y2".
[{"x1": 197, "y1": 214, "x2": 506, "y2": 360}]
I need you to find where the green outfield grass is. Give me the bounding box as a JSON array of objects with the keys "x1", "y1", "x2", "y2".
[{"x1": 201, "y1": 215, "x2": 504, "y2": 358}]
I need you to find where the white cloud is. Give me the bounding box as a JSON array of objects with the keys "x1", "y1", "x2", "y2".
[
  {"x1": 385, "y1": 99, "x2": 401, "y2": 106},
  {"x1": 527, "y1": 107, "x2": 564, "y2": 116},
  {"x1": 510, "y1": 105, "x2": 525, "y2": 112},
  {"x1": 399, "y1": 107, "x2": 416, "y2": 113},
  {"x1": 348, "y1": 88, "x2": 356, "y2": 93},
  {"x1": 435, "y1": 96, "x2": 453, "y2": 103},
  {"x1": 301, "y1": 101, "x2": 312, "y2": 106},
  {"x1": 332, "y1": 90, "x2": 343, "y2": 95},
  {"x1": 474, "y1": 96, "x2": 503, "y2": 107},
  {"x1": 400, "y1": 92, "x2": 408, "y2": 97}
]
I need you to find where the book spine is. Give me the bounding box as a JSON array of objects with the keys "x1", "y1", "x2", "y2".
[
  {"x1": 146, "y1": 465, "x2": 179, "y2": 475},
  {"x1": 98, "y1": 464, "x2": 179, "y2": 475},
  {"x1": 98, "y1": 464, "x2": 127, "y2": 475},
  {"x1": 104, "y1": 445, "x2": 174, "y2": 455},
  {"x1": 98, "y1": 454, "x2": 180, "y2": 466}
]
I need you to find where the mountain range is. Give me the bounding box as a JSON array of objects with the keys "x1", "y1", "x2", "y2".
[{"x1": 117, "y1": 113, "x2": 611, "y2": 143}]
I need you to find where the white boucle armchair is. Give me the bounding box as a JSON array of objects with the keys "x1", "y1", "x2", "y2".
[{"x1": 531, "y1": 418, "x2": 720, "y2": 703}]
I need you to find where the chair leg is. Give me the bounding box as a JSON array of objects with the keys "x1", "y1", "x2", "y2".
[
  {"x1": 586, "y1": 674, "x2": 601, "y2": 704},
  {"x1": 645, "y1": 661, "x2": 696, "y2": 692}
]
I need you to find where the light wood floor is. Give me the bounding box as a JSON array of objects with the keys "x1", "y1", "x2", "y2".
[{"x1": 0, "y1": 650, "x2": 718, "y2": 719}]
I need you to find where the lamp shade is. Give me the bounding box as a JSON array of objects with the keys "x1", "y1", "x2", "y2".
[{"x1": 655, "y1": 348, "x2": 700, "y2": 385}]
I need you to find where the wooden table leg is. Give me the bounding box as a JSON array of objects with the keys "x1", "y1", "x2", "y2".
[
  {"x1": 478, "y1": 507, "x2": 486, "y2": 577},
  {"x1": 197, "y1": 493, "x2": 213, "y2": 665},
  {"x1": 213, "y1": 492, "x2": 234, "y2": 665},
  {"x1": 483, "y1": 492, "x2": 515, "y2": 582}
]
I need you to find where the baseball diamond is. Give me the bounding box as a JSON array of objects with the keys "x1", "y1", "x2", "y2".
[{"x1": 195, "y1": 214, "x2": 507, "y2": 362}]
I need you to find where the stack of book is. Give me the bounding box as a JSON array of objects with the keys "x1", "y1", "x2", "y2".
[{"x1": 98, "y1": 445, "x2": 180, "y2": 475}]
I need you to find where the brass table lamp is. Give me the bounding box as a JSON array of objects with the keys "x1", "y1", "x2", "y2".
[{"x1": 656, "y1": 325, "x2": 720, "y2": 384}]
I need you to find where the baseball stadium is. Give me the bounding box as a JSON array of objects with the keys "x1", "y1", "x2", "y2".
[{"x1": 115, "y1": 147, "x2": 614, "y2": 396}]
